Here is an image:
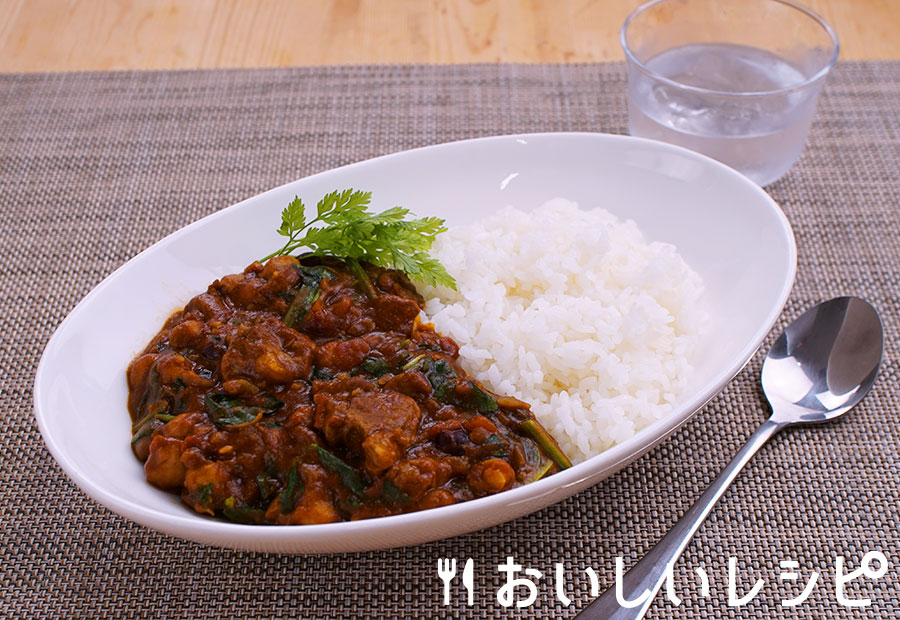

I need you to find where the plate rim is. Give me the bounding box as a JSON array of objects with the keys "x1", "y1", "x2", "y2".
[{"x1": 33, "y1": 131, "x2": 797, "y2": 551}]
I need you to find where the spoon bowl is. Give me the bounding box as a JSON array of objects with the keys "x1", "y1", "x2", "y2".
[{"x1": 763, "y1": 296, "x2": 883, "y2": 424}]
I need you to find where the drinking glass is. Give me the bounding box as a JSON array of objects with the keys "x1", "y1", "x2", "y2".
[{"x1": 621, "y1": 0, "x2": 839, "y2": 185}]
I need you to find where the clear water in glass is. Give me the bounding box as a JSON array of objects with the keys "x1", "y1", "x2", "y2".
[{"x1": 627, "y1": 43, "x2": 823, "y2": 186}]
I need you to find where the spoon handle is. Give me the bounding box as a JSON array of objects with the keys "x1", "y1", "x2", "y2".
[{"x1": 575, "y1": 417, "x2": 785, "y2": 619}]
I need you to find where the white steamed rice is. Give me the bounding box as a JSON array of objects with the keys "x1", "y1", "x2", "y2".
[{"x1": 421, "y1": 198, "x2": 706, "y2": 463}]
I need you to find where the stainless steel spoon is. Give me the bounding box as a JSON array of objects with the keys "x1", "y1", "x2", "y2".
[{"x1": 576, "y1": 296, "x2": 883, "y2": 619}]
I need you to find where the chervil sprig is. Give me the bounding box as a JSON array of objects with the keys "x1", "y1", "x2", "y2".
[{"x1": 262, "y1": 189, "x2": 456, "y2": 290}]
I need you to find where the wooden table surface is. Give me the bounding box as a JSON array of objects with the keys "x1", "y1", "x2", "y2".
[{"x1": 1, "y1": 0, "x2": 898, "y2": 73}]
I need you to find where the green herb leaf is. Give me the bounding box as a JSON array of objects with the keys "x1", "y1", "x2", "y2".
[
  {"x1": 521, "y1": 437, "x2": 542, "y2": 467},
  {"x1": 130, "y1": 425, "x2": 155, "y2": 445},
  {"x1": 312, "y1": 368, "x2": 335, "y2": 382},
  {"x1": 340, "y1": 495, "x2": 364, "y2": 510},
  {"x1": 262, "y1": 189, "x2": 456, "y2": 290},
  {"x1": 131, "y1": 410, "x2": 155, "y2": 434},
  {"x1": 381, "y1": 480, "x2": 411, "y2": 504},
  {"x1": 283, "y1": 285, "x2": 321, "y2": 328},
  {"x1": 222, "y1": 497, "x2": 267, "y2": 524},
  {"x1": 315, "y1": 445, "x2": 367, "y2": 497},
  {"x1": 316, "y1": 189, "x2": 372, "y2": 222},
  {"x1": 464, "y1": 380, "x2": 499, "y2": 413},
  {"x1": 527, "y1": 459, "x2": 554, "y2": 483},
  {"x1": 279, "y1": 465, "x2": 305, "y2": 513},
  {"x1": 483, "y1": 433, "x2": 508, "y2": 457},
  {"x1": 353, "y1": 355, "x2": 392, "y2": 378},
  {"x1": 278, "y1": 196, "x2": 306, "y2": 238},
  {"x1": 283, "y1": 265, "x2": 330, "y2": 327},
  {"x1": 204, "y1": 393, "x2": 283, "y2": 427},
  {"x1": 518, "y1": 419, "x2": 573, "y2": 470},
  {"x1": 256, "y1": 475, "x2": 278, "y2": 500},
  {"x1": 424, "y1": 358, "x2": 457, "y2": 400},
  {"x1": 296, "y1": 264, "x2": 331, "y2": 287},
  {"x1": 401, "y1": 353, "x2": 428, "y2": 372},
  {"x1": 259, "y1": 393, "x2": 284, "y2": 411},
  {"x1": 193, "y1": 483, "x2": 214, "y2": 507}
]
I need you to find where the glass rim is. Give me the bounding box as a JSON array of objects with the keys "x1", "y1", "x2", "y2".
[{"x1": 620, "y1": 0, "x2": 840, "y2": 98}]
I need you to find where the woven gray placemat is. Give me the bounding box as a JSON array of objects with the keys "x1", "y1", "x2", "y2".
[{"x1": 1, "y1": 62, "x2": 898, "y2": 619}]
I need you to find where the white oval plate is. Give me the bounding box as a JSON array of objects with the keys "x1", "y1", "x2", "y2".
[{"x1": 34, "y1": 133, "x2": 795, "y2": 553}]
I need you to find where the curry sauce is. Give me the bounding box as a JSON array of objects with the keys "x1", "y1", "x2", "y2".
[{"x1": 127, "y1": 255, "x2": 567, "y2": 524}]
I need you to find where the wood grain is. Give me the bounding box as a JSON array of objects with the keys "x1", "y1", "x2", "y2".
[{"x1": 1, "y1": 0, "x2": 897, "y2": 73}]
